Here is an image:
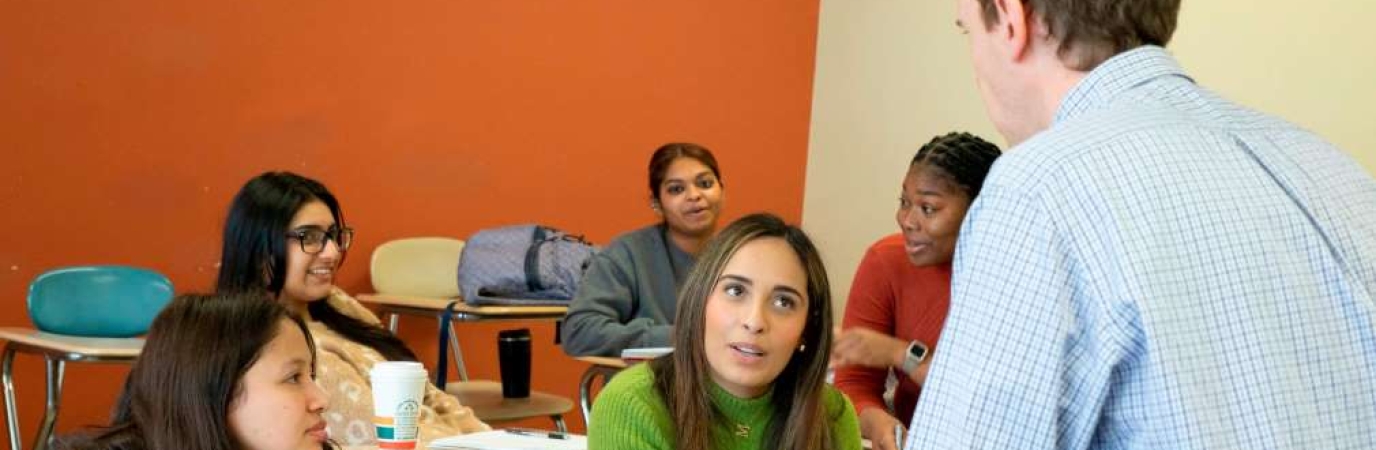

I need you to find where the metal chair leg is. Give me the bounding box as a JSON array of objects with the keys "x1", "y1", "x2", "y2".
[
  {"x1": 578, "y1": 367, "x2": 597, "y2": 428},
  {"x1": 3, "y1": 346, "x2": 21, "y2": 450},
  {"x1": 387, "y1": 312, "x2": 400, "y2": 334},
  {"x1": 551, "y1": 415, "x2": 567, "y2": 433},
  {"x1": 578, "y1": 365, "x2": 620, "y2": 429},
  {"x1": 33, "y1": 358, "x2": 63, "y2": 450},
  {"x1": 445, "y1": 322, "x2": 468, "y2": 381}
]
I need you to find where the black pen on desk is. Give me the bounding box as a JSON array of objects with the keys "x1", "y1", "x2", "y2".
[{"x1": 505, "y1": 427, "x2": 569, "y2": 440}]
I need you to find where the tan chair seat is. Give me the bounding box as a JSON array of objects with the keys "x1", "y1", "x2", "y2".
[
  {"x1": 370, "y1": 237, "x2": 574, "y2": 432},
  {"x1": 370, "y1": 237, "x2": 466, "y2": 298}
]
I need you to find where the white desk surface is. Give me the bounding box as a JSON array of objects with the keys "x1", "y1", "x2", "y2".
[
  {"x1": 572, "y1": 356, "x2": 628, "y2": 369},
  {"x1": 0, "y1": 327, "x2": 144, "y2": 357}
]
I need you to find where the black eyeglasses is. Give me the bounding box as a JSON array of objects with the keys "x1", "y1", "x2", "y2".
[{"x1": 285, "y1": 227, "x2": 355, "y2": 254}]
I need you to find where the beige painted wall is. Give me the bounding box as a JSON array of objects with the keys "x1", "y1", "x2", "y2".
[{"x1": 804, "y1": 0, "x2": 1376, "y2": 311}]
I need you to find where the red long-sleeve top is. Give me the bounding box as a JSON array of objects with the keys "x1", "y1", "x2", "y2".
[{"x1": 834, "y1": 233, "x2": 952, "y2": 423}]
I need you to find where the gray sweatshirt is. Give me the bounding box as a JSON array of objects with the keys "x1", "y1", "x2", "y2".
[{"x1": 560, "y1": 224, "x2": 693, "y2": 356}]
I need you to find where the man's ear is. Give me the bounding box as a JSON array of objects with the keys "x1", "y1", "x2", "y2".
[{"x1": 994, "y1": 0, "x2": 1032, "y2": 62}]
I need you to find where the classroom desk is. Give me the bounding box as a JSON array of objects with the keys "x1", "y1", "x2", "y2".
[
  {"x1": 356, "y1": 294, "x2": 574, "y2": 430},
  {"x1": 572, "y1": 356, "x2": 629, "y2": 428},
  {"x1": 355, "y1": 294, "x2": 567, "y2": 381},
  {"x1": 0, "y1": 328, "x2": 144, "y2": 450},
  {"x1": 448, "y1": 380, "x2": 571, "y2": 432}
]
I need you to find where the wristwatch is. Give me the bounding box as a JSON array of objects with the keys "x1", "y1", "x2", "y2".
[{"x1": 901, "y1": 340, "x2": 929, "y2": 375}]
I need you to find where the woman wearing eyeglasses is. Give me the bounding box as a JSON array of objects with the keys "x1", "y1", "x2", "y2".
[{"x1": 216, "y1": 171, "x2": 489, "y2": 447}]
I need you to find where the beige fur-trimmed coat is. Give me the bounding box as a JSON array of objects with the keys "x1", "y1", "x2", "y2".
[{"x1": 311, "y1": 289, "x2": 490, "y2": 447}]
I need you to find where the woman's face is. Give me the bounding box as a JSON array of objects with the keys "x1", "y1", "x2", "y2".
[
  {"x1": 896, "y1": 165, "x2": 972, "y2": 266},
  {"x1": 279, "y1": 200, "x2": 341, "y2": 307},
  {"x1": 228, "y1": 320, "x2": 330, "y2": 450},
  {"x1": 655, "y1": 157, "x2": 724, "y2": 240},
  {"x1": 703, "y1": 237, "x2": 810, "y2": 398}
]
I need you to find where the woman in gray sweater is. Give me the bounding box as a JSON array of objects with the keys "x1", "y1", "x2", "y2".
[{"x1": 561, "y1": 143, "x2": 726, "y2": 356}]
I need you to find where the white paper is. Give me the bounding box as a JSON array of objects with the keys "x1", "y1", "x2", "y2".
[
  {"x1": 619, "y1": 347, "x2": 672, "y2": 360},
  {"x1": 428, "y1": 430, "x2": 587, "y2": 450}
]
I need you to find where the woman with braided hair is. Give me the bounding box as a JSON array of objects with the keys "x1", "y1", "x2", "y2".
[{"x1": 829, "y1": 132, "x2": 1001, "y2": 450}]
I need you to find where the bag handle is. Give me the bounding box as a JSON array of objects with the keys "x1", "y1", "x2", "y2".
[
  {"x1": 435, "y1": 300, "x2": 461, "y2": 388},
  {"x1": 524, "y1": 227, "x2": 547, "y2": 292}
]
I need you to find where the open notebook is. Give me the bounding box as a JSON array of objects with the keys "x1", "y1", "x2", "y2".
[{"x1": 428, "y1": 429, "x2": 587, "y2": 450}]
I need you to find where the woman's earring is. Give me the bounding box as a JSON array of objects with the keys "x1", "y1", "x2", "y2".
[{"x1": 797, "y1": 344, "x2": 806, "y2": 353}]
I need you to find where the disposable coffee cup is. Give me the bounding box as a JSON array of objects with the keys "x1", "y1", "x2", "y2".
[
  {"x1": 370, "y1": 361, "x2": 427, "y2": 449},
  {"x1": 497, "y1": 328, "x2": 532, "y2": 398}
]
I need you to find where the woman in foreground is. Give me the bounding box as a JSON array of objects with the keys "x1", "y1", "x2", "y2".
[{"x1": 589, "y1": 213, "x2": 861, "y2": 450}]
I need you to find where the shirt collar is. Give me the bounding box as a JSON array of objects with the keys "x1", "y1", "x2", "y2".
[{"x1": 1054, "y1": 45, "x2": 1194, "y2": 124}]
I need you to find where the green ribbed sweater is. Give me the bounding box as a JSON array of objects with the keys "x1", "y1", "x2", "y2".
[{"x1": 588, "y1": 363, "x2": 862, "y2": 450}]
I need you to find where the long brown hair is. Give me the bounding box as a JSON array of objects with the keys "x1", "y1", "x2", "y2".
[
  {"x1": 650, "y1": 213, "x2": 835, "y2": 449},
  {"x1": 56, "y1": 293, "x2": 333, "y2": 450}
]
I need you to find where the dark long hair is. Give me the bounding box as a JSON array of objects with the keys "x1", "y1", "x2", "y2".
[
  {"x1": 56, "y1": 293, "x2": 333, "y2": 450},
  {"x1": 650, "y1": 213, "x2": 835, "y2": 450},
  {"x1": 216, "y1": 171, "x2": 416, "y2": 361}
]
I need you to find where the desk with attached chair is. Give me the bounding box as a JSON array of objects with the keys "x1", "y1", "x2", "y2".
[
  {"x1": 363, "y1": 237, "x2": 573, "y2": 431},
  {"x1": 0, "y1": 265, "x2": 172, "y2": 450}
]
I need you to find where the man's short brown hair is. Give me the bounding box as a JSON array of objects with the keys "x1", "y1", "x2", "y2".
[{"x1": 978, "y1": 0, "x2": 1181, "y2": 71}]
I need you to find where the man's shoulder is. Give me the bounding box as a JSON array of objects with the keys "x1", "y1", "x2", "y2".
[
  {"x1": 992, "y1": 88, "x2": 1232, "y2": 197},
  {"x1": 1002, "y1": 87, "x2": 1332, "y2": 192},
  {"x1": 1005, "y1": 101, "x2": 1174, "y2": 166}
]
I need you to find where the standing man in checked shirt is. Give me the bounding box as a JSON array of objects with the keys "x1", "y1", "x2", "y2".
[{"x1": 906, "y1": 0, "x2": 1376, "y2": 449}]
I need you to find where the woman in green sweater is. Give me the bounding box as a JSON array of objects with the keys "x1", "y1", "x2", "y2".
[{"x1": 589, "y1": 213, "x2": 862, "y2": 450}]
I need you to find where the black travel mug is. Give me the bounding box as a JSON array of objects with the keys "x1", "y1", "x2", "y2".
[{"x1": 497, "y1": 328, "x2": 532, "y2": 398}]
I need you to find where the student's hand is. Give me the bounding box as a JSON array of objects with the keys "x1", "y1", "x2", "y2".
[
  {"x1": 859, "y1": 407, "x2": 904, "y2": 450},
  {"x1": 831, "y1": 327, "x2": 906, "y2": 370}
]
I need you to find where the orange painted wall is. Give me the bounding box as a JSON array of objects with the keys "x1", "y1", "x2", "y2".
[{"x1": 0, "y1": 0, "x2": 820, "y2": 441}]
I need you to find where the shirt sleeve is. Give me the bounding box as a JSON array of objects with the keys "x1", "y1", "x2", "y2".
[
  {"x1": 561, "y1": 248, "x2": 673, "y2": 356},
  {"x1": 833, "y1": 243, "x2": 899, "y2": 416},
  {"x1": 905, "y1": 185, "x2": 1123, "y2": 450}
]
